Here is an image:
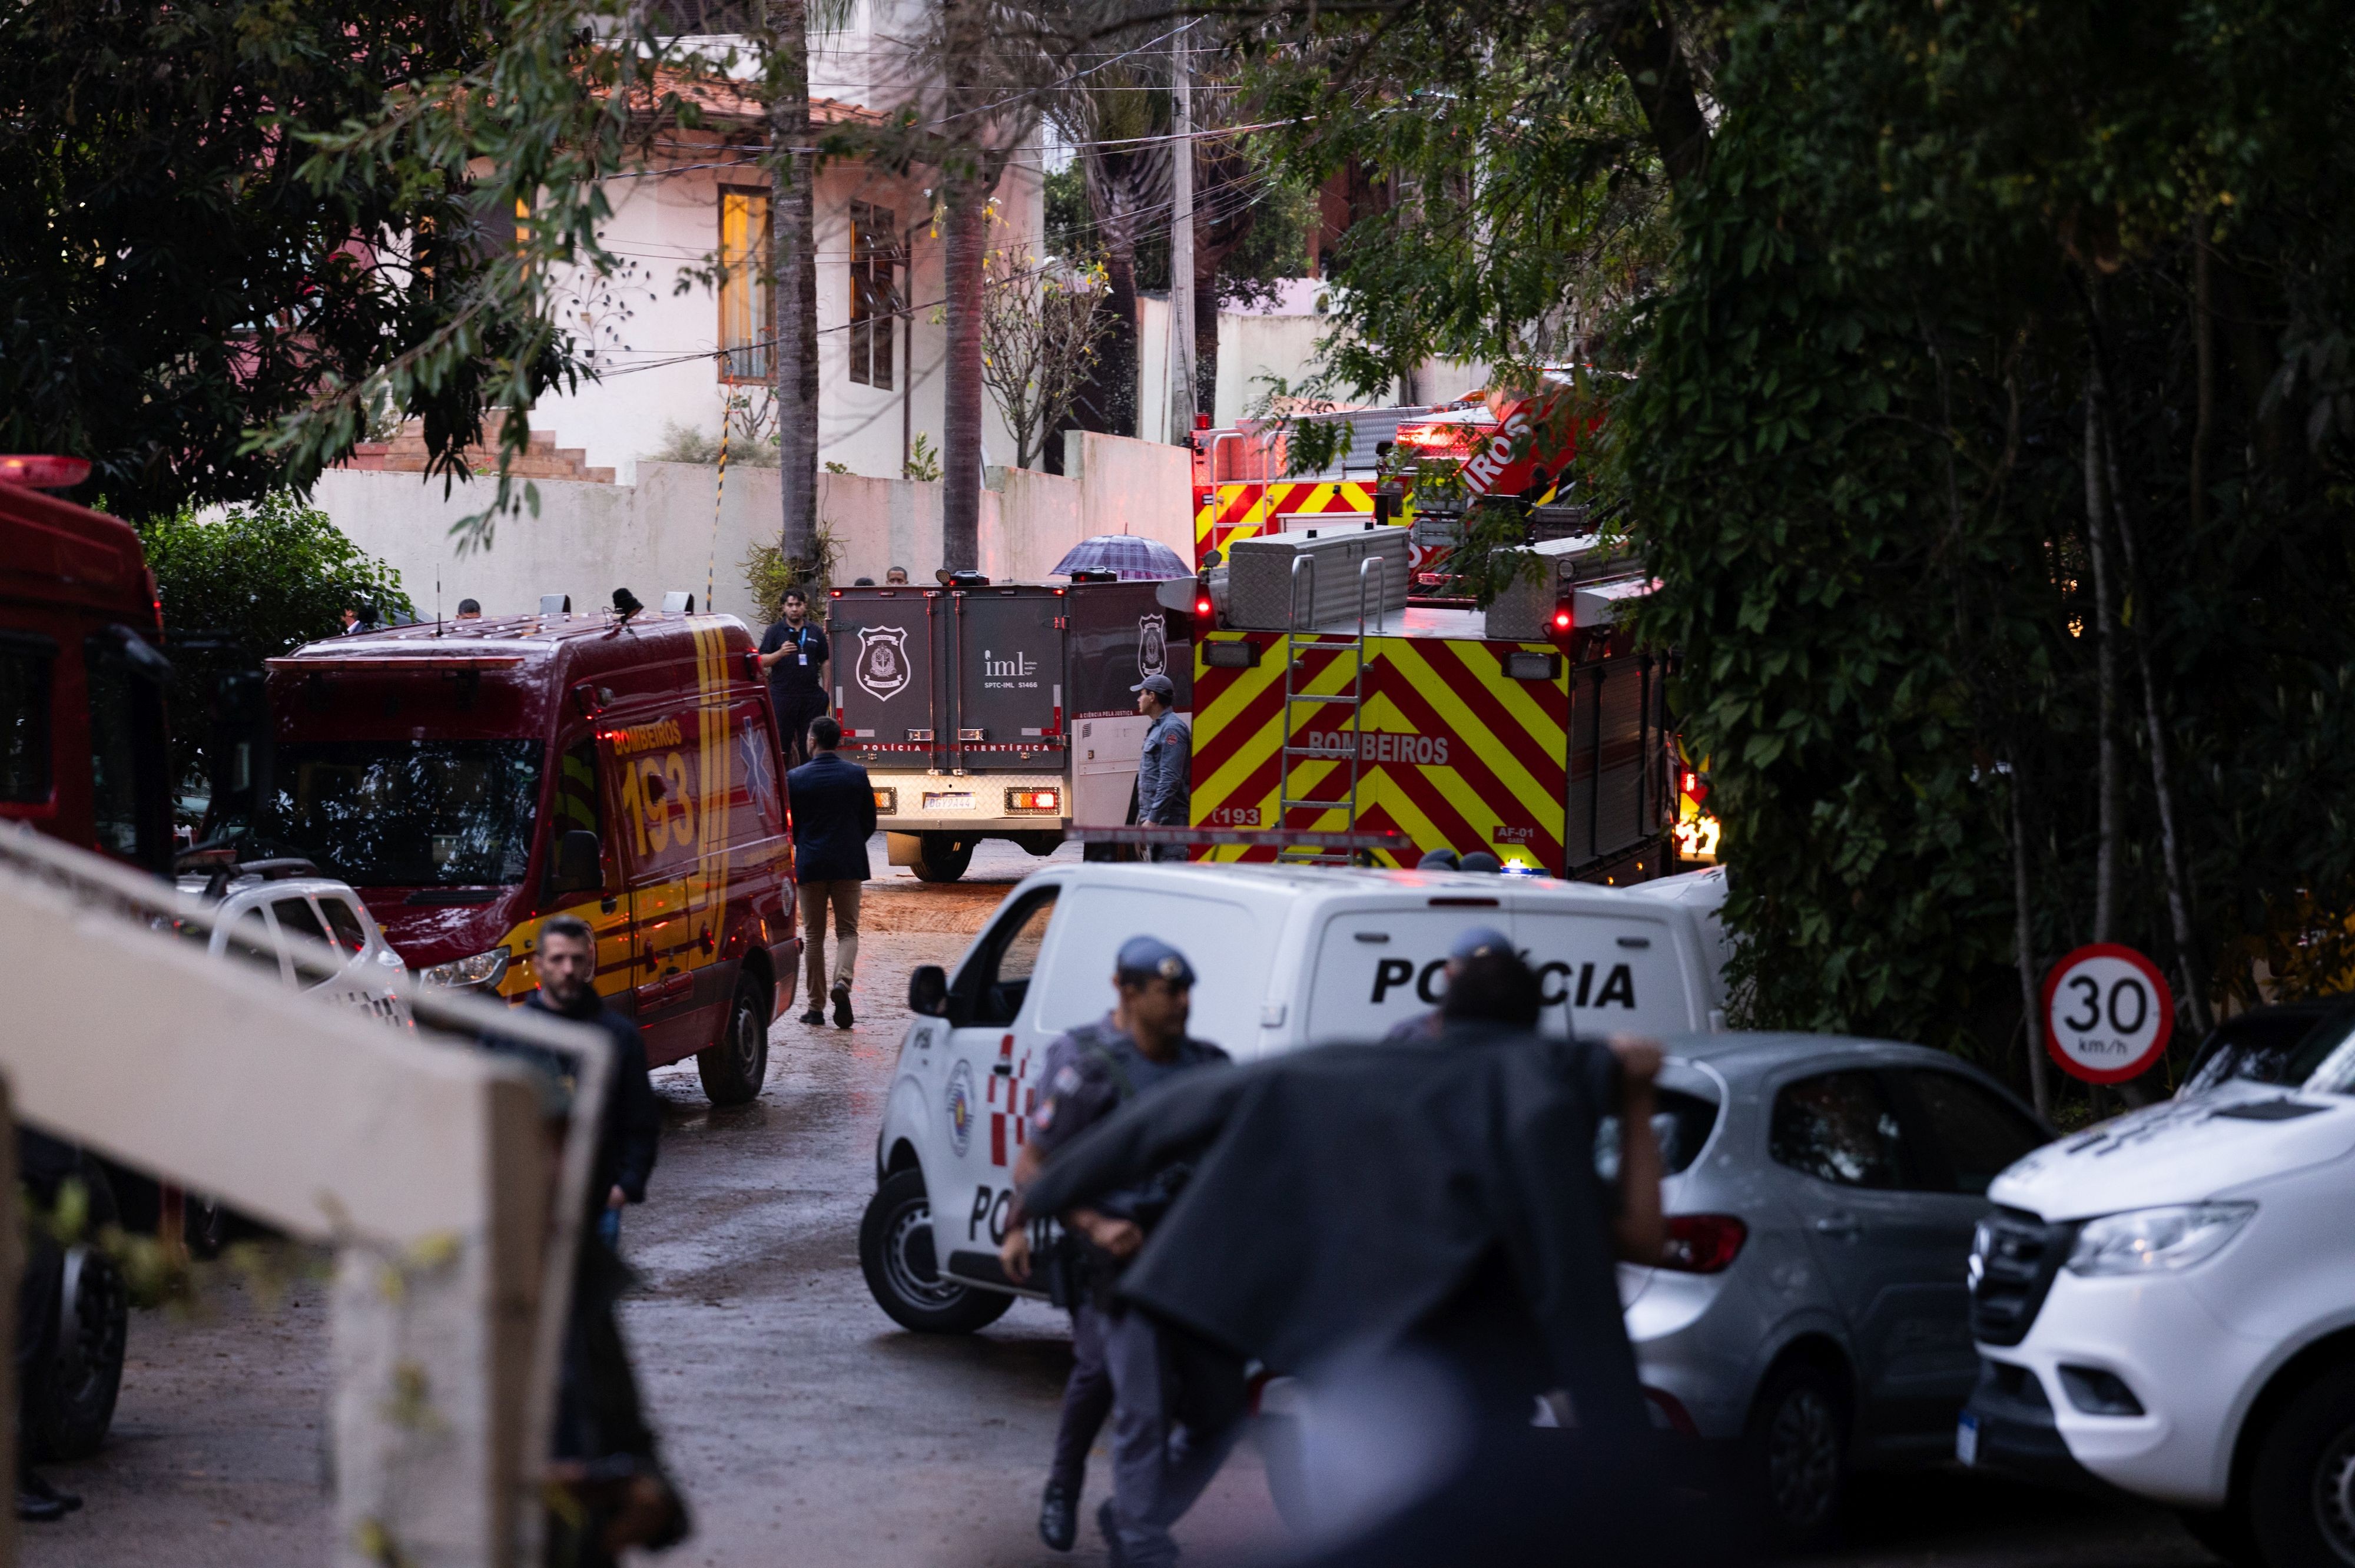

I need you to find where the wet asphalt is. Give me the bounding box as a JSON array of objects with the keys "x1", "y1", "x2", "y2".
[{"x1": 25, "y1": 836, "x2": 2213, "y2": 1567}]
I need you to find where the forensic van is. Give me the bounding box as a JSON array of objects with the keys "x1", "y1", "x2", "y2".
[
  {"x1": 857, "y1": 860, "x2": 1730, "y2": 1332},
  {"x1": 826, "y1": 577, "x2": 1188, "y2": 883},
  {"x1": 246, "y1": 607, "x2": 800, "y2": 1104}
]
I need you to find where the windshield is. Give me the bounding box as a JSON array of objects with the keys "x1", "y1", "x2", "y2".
[
  {"x1": 254, "y1": 740, "x2": 543, "y2": 887},
  {"x1": 2182, "y1": 1010, "x2": 2355, "y2": 1098},
  {"x1": 2285, "y1": 1015, "x2": 2355, "y2": 1097}
]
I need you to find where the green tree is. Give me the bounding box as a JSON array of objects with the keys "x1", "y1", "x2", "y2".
[
  {"x1": 142, "y1": 495, "x2": 413, "y2": 796},
  {"x1": 4, "y1": 1, "x2": 723, "y2": 531},
  {"x1": 1232, "y1": 0, "x2": 2355, "y2": 1112}
]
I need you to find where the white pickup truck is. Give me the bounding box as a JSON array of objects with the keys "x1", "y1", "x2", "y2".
[{"x1": 858, "y1": 860, "x2": 1730, "y2": 1332}]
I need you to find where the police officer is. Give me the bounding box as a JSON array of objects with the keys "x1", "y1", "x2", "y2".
[
  {"x1": 1384, "y1": 925, "x2": 1513, "y2": 1043},
  {"x1": 1132, "y1": 674, "x2": 1189, "y2": 862},
  {"x1": 1000, "y1": 937, "x2": 1231, "y2": 1564},
  {"x1": 757, "y1": 586, "x2": 830, "y2": 766}
]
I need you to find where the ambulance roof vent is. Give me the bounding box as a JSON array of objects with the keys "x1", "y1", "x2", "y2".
[
  {"x1": 539, "y1": 593, "x2": 572, "y2": 615},
  {"x1": 662, "y1": 591, "x2": 696, "y2": 613}
]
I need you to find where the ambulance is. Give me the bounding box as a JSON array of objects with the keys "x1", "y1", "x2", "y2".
[
  {"x1": 857, "y1": 858, "x2": 1730, "y2": 1333},
  {"x1": 248, "y1": 606, "x2": 801, "y2": 1105}
]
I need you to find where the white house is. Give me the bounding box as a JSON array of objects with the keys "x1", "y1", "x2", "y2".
[{"x1": 510, "y1": 7, "x2": 1047, "y2": 485}]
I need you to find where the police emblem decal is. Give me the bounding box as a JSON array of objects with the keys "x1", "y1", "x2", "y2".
[
  {"x1": 945, "y1": 1059, "x2": 976, "y2": 1156},
  {"x1": 1137, "y1": 614, "x2": 1167, "y2": 681},
  {"x1": 857, "y1": 624, "x2": 912, "y2": 702}
]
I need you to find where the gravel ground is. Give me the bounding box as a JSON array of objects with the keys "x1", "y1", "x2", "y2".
[{"x1": 22, "y1": 835, "x2": 2215, "y2": 1567}]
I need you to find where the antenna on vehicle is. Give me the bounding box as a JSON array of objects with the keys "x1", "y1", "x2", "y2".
[{"x1": 436, "y1": 573, "x2": 442, "y2": 637}]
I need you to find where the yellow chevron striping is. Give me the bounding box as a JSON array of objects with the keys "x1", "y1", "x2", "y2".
[{"x1": 1384, "y1": 640, "x2": 1564, "y2": 825}]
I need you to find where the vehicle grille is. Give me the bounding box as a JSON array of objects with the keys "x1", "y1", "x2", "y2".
[{"x1": 1969, "y1": 1208, "x2": 2077, "y2": 1347}]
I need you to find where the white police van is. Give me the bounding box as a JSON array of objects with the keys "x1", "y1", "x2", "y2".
[{"x1": 858, "y1": 860, "x2": 1729, "y2": 1332}]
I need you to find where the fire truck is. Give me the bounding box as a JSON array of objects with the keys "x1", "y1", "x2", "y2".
[
  {"x1": 1189, "y1": 371, "x2": 1591, "y2": 575},
  {"x1": 1186, "y1": 526, "x2": 1699, "y2": 883}
]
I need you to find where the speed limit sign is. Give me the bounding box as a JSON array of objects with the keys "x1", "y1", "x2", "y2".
[{"x1": 2042, "y1": 944, "x2": 2175, "y2": 1083}]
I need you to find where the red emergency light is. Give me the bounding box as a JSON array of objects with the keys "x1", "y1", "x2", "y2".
[{"x1": 0, "y1": 455, "x2": 92, "y2": 489}]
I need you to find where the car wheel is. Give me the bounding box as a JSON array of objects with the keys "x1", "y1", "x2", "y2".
[
  {"x1": 858, "y1": 1169, "x2": 1012, "y2": 1334},
  {"x1": 1742, "y1": 1360, "x2": 1849, "y2": 1552},
  {"x1": 696, "y1": 973, "x2": 771, "y2": 1106},
  {"x1": 911, "y1": 834, "x2": 974, "y2": 883},
  {"x1": 2177, "y1": 1505, "x2": 2264, "y2": 1567},
  {"x1": 28, "y1": 1168, "x2": 128, "y2": 1461},
  {"x1": 2249, "y1": 1360, "x2": 2355, "y2": 1568}
]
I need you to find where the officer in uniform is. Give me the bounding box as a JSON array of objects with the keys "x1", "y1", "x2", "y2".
[
  {"x1": 1132, "y1": 674, "x2": 1190, "y2": 862},
  {"x1": 1000, "y1": 937, "x2": 1232, "y2": 1564},
  {"x1": 1384, "y1": 925, "x2": 1515, "y2": 1043},
  {"x1": 757, "y1": 586, "x2": 831, "y2": 766}
]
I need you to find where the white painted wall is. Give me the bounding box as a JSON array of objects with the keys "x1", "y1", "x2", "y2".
[{"x1": 316, "y1": 430, "x2": 1193, "y2": 621}]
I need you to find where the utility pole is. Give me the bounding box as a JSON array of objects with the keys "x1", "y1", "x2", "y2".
[{"x1": 1165, "y1": 22, "x2": 1196, "y2": 442}]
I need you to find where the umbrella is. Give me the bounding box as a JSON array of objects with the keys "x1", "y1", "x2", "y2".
[{"x1": 1050, "y1": 533, "x2": 1191, "y2": 581}]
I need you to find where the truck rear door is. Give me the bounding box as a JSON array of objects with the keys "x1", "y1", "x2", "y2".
[
  {"x1": 1065, "y1": 583, "x2": 1190, "y2": 827},
  {"x1": 945, "y1": 587, "x2": 1064, "y2": 772},
  {"x1": 830, "y1": 588, "x2": 942, "y2": 769}
]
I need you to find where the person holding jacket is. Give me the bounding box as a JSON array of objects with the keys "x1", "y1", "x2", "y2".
[
  {"x1": 1000, "y1": 937, "x2": 1233, "y2": 1564},
  {"x1": 787, "y1": 715, "x2": 876, "y2": 1028},
  {"x1": 1132, "y1": 674, "x2": 1190, "y2": 861},
  {"x1": 1018, "y1": 947, "x2": 1669, "y2": 1566}
]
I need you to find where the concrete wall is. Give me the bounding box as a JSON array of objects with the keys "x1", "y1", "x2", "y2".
[{"x1": 315, "y1": 430, "x2": 1195, "y2": 623}]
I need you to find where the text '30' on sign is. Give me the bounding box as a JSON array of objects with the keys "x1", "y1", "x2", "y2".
[{"x1": 2041, "y1": 943, "x2": 2175, "y2": 1084}]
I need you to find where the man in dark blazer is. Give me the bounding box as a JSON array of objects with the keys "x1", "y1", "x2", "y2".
[{"x1": 787, "y1": 715, "x2": 876, "y2": 1027}]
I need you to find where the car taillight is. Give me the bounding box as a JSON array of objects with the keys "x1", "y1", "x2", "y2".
[
  {"x1": 1007, "y1": 788, "x2": 1060, "y2": 812},
  {"x1": 1551, "y1": 602, "x2": 1574, "y2": 634},
  {"x1": 1659, "y1": 1214, "x2": 1747, "y2": 1274}
]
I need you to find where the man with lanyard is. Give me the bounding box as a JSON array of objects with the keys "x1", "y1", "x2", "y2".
[
  {"x1": 1131, "y1": 674, "x2": 1190, "y2": 862},
  {"x1": 757, "y1": 586, "x2": 830, "y2": 766},
  {"x1": 1000, "y1": 937, "x2": 1232, "y2": 1564}
]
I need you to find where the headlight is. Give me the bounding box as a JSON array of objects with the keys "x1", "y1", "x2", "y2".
[
  {"x1": 420, "y1": 945, "x2": 510, "y2": 990},
  {"x1": 2066, "y1": 1202, "x2": 2256, "y2": 1276}
]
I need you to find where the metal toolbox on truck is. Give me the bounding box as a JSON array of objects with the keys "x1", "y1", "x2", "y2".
[{"x1": 1225, "y1": 526, "x2": 1411, "y2": 630}]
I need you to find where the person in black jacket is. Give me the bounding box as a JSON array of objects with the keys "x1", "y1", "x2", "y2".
[
  {"x1": 785, "y1": 715, "x2": 876, "y2": 1029},
  {"x1": 519, "y1": 915, "x2": 661, "y2": 1244},
  {"x1": 498, "y1": 914, "x2": 686, "y2": 1566}
]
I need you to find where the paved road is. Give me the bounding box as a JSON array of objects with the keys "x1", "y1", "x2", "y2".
[{"x1": 25, "y1": 837, "x2": 2219, "y2": 1567}]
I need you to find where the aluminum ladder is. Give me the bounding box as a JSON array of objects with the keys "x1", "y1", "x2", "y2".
[{"x1": 1275, "y1": 555, "x2": 1382, "y2": 864}]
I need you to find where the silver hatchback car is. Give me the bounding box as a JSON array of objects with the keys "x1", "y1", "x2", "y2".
[{"x1": 1625, "y1": 1033, "x2": 2051, "y2": 1546}]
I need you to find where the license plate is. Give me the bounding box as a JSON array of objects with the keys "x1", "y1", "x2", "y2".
[
  {"x1": 1955, "y1": 1413, "x2": 1980, "y2": 1467},
  {"x1": 923, "y1": 792, "x2": 972, "y2": 810}
]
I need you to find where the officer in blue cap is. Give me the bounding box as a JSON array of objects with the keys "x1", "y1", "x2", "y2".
[
  {"x1": 1384, "y1": 925, "x2": 1516, "y2": 1043},
  {"x1": 1000, "y1": 936, "x2": 1233, "y2": 1563}
]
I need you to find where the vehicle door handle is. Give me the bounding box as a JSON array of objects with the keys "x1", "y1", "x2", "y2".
[
  {"x1": 991, "y1": 1063, "x2": 1013, "y2": 1078},
  {"x1": 1813, "y1": 1214, "x2": 1863, "y2": 1242}
]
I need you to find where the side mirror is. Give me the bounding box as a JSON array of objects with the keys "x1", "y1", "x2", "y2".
[
  {"x1": 907, "y1": 964, "x2": 949, "y2": 1017},
  {"x1": 552, "y1": 830, "x2": 602, "y2": 893}
]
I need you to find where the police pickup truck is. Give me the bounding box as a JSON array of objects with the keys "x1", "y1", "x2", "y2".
[{"x1": 858, "y1": 860, "x2": 1729, "y2": 1331}]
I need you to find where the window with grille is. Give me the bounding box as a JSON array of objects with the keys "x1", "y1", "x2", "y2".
[
  {"x1": 848, "y1": 203, "x2": 898, "y2": 389},
  {"x1": 719, "y1": 187, "x2": 772, "y2": 383}
]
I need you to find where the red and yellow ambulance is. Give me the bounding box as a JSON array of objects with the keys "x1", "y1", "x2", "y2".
[{"x1": 258, "y1": 610, "x2": 800, "y2": 1103}]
